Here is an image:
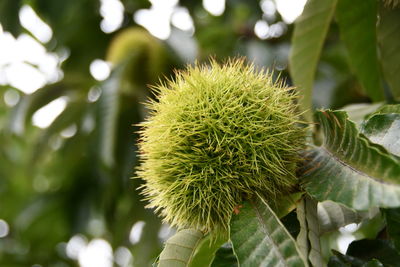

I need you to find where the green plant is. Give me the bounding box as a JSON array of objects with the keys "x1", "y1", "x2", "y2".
[
  {"x1": 140, "y1": 1, "x2": 400, "y2": 266},
  {"x1": 106, "y1": 27, "x2": 172, "y2": 91},
  {"x1": 1, "y1": 0, "x2": 400, "y2": 266}
]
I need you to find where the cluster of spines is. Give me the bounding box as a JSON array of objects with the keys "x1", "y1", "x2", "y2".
[{"x1": 137, "y1": 59, "x2": 306, "y2": 232}]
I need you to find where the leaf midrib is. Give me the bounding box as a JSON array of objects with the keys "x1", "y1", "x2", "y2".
[
  {"x1": 319, "y1": 146, "x2": 393, "y2": 185},
  {"x1": 251, "y1": 198, "x2": 288, "y2": 267}
]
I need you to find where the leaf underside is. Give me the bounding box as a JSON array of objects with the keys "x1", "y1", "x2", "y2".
[
  {"x1": 158, "y1": 229, "x2": 204, "y2": 267},
  {"x1": 318, "y1": 201, "x2": 376, "y2": 234},
  {"x1": 297, "y1": 196, "x2": 323, "y2": 267},
  {"x1": 301, "y1": 110, "x2": 400, "y2": 210},
  {"x1": 230, "y1": 193, "x2": 307, "y2": 267},
  {"x1": 361, "y1": 107, "x2": 400, "y2": 157},
  {"x1": 190, "y1": 231, "x2": 228, "y2": 267}
]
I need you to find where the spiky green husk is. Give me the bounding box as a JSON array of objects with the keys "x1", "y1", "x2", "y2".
[
  {"x1": 106, "y1": 27, "x2": 170, "y2": 88},
  {"x1": 137, "y1": 59, "x2": 307, "y2": 232}
]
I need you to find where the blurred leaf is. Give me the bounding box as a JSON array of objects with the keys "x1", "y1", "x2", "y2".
[
  {"x1": 318, "y1": 201, "x2": 370, "y2": 234},
  {"x1": 8, "y1": 78, "x2": 88, "y2": 135},
  {"x1": 317, "y1": 40, "x2": 365, "y2": 110},
  {"x1": 32, "y1": 99, "x2": 87, "y2": 164},
  {"x1": 361, "y1": 113, "x2": 400, "y2": 157},
  {"x1": 328, "y1": 250, "x2": 383, "y2": 267},
  {"x1": 190, "y1": 232, "x2": 228, "y2": 267},
  {"x1": 347, "y1": 239, "x2": 400, "y2": 267},
  {"x1": 106, "y1": 27, "x2": 176, "y2": 92},
  {"x1": 384, "y1": 208, "x2": 400, "y2": 251},
  {"x1": 13, "y1": 195, "x2": 70, "y2": 263},
  {"x1": 9, "y1": 85, "x2": 66, "y2": 135},
  {"x1": 131, "y1": 217, "x2": 163, "y2": 267},
  {"x1": 97, "y1": 69, "x2": 122, "y2": 169},
  {"x1": 196, "y1": 24, "x2": 237, "y2": 59},
  {"x1": 378, "y1": 5, "x2": 400, "y2": 99},
  {"x1": 297, "y1": 195, "x2": 323, "y2": 267},
  {"x1": 353, "y1": 211, "x2": 385, "y2": 240},
  {"x1": 329, "y1": 79, "x2": 370, "y2": 110},
  {"x1": 0, "y1": 0, "x2": 22, "y2": 36},
  {"x1": 30, "y1": 0, "x2": 109, "y2": 73},
  {"x1": 363, "y1": 260, "x2": 385, "y2": 267},
  {"x1": 289, "y1": 0, "x2": 338, "y2": 121},
  {"x1": 301, "y1": 110, "x2": 400, "y2": 210},
  {"x1": 230, "y1": 193, "x2": 307, "y2": 267},
  {"x1": 211, "y1": 242, "x2": 238, "y2": 267},
  {"x1": 120, "y1": 0, "x2": 151, "y2": 12},
  {"x1": 336, "y1": 0, "x2": 383, "y2": 102},
  {"x1": 157, "y1": 229, "x2": 204, "y2": 267}
]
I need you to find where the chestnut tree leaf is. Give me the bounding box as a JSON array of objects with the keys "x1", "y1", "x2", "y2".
[
  {"x1": 98, "y1": 67, "x2": 123, "y2": 169},
  {"x1": 378, "y1": 5, "x2": 400, "y2": 99},
  {"x1": 289, "y1": 0, "x2": 338, "y2": 121},
  {"x1": 158, "y1": 229, "x2": 204, "y2": 267},
  {"x1": 301, "y1": 110, "x2": 400, "y2": 210},
  {"x1": 360, "y1": 105, "x2": 400, "y2": 157},
  {"x1": 8, "y1": 79, "x2": 86, "y2": 135},
  {"x1": 336, "y1": 0, "x2": 384, "y2": 101},
  {"x1": 318, "y1": 201, "x2": 377, "y2": 234},
  {"x1": 230, "y1": 193, "x2": 307, "y2": 267},
  {"x1": 190, "y1": 232, "x2": 228, "y2": 267},
  {"x1": 297, "y1": 196, "x2": 323, "y2": 267}
]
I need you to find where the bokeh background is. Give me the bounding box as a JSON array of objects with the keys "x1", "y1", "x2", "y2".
[{"x1": 0, "y1": 0, "x2": 372, "y2": 266}]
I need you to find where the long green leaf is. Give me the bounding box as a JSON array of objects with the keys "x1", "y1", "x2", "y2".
[
  {"x1": 378, "y1": 5, "x2": 400, "y2": 99},
  {"x1": 230, "y1": 193, "x2": 307, "y2": 267},
  {"x1": 8, "y1": 77, "x2": 88, "y2": 135},
  {"x1": 336, "y1": 0, "x2": 384, "y2": 101},
  {"x1": 289, "y1": 0, "x2": 338, "y2": 121},
  {"x1": 297, "y1": 196, "x2": 323, "y2": 267},
  {"x1": 8, "y1": 83, "x2": 69, "y2": 134},
  {"x1": 0, "y1": 0, "x2": 22, "y2": 36},
  {"x1": 158, "y1": 229, "x2": 204, "y2": 267},
  {"x1": 301, "y1": 110, "x2": 400, "y2": 210},
  {"x1": 190, "y1": 232, "x2": 228, "y2": 267},
  {"x1": 31, "y1": 100, "x2": 87, "y2": 163},
  {"x1": 97, "y1": 69, "x2": 122, "y2": 168}
]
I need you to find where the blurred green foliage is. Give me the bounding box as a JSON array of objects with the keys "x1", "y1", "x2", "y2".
[{"x1": 0, "y1": 0, "x2": 399, "y2": 266}]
